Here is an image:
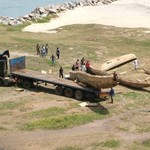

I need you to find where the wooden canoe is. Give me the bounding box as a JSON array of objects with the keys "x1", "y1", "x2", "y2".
[
  {"x1": 118, "y1": 77, "x2": 150, "y2": 89},
  {"x1": 143, "y1": 68, "x2": 150, "y2": 75},
  {"x1": 89, "y1": 65, "x2": 109, "y2": 76},
  {"x1": 69, "y1": 71, "x2": 118, "y2": 89},
  {"x1": 101, "y1": 53, "x2": 137, "y2": 71}
]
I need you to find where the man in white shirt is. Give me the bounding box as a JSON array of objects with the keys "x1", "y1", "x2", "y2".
[{"x1": 133, "y1": 59, "x2": 139, "y2": 70}]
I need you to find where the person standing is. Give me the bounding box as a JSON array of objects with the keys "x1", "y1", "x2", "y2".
[
  {"x1": 56, "y1": 47, "x2": 60, "y2": 59},
  {"x1": 59, "y1": 66, "x2": 64, "y2": 78},
  {"x1": 133, "y1": 59, "x2": 139, "y2": 70},
  {"x1": 75, "y1": 59, "x2": 80, "y2": 71},
  {"x1": 71, "y1": 64, "x2": 76, "y2": 71},
  {"x1": 85, "y1": 60, "x2": 90, "y2": 73},
  {"x1": 41, "y1": 45, "x2": 46, "y2": 57},
  {"x1": 45, "y1": 44, "x2": 49, "y2": 56},
  {"x1": 36, "y1": 43, "x2": 40, "y2": 55},
  {"x1": 113, "y1": 71, "x2": 118, "y2": 81},
  {"x1": 81, "y1": 57, "x2": 86, "y2": 72},
  {"x1": 50, "y1": 54, "x2": 56, "y2": 66},
  {"x1": 109, "y1": 87, "x2": 115, "y2": 103}
]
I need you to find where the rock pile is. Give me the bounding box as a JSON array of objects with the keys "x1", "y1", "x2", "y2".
[{"x1": 0, "y1": 0, "x2": 118, "y2": 26}]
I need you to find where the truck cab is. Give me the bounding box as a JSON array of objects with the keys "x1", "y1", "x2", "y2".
[
  {"x1": 0, "y1": 50, "x2": 10, "y2": 85},
  {"x1": 0, "y1": 50, "x2": 25, "y2": 86}
]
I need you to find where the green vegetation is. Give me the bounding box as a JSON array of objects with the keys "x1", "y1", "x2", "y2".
[
  {"x1": 142, "y1": 140, "x2": 150, "y2": 148},
  {"x1": 122, "y1": 92, "x2": 143, "y2": 100},
  {"x1": 92, "y1": 140, "x2": 120, "y2": 148},
  {"x1": 33, "y1": 16, "x2": 52, "y2": 23},
  {"x1": 6, "y1": 22, "x2": 31, "y2": 32},
  {"x1": 57, "y1": 146, "x2": 82, "y2": 150},
  {"x1": 0, "y1": 101, "x2": 23, "y2": 110},
  {"x1": 117, "y1": 126, "x2": 129, "y2": 132},
  {"x1": 130, "y1": 141, "x2": 150, "y2": 150},
  {"x1": 0, "y1": 126, "x2": 7, "y2": 130},
  {"x1": 29, "y1": 107, "x2": 66, "y2": 118},
  {"x1": 137, "y1": 126, "x2": 150, "y2": 133},
  {"x1": 100, "y1": 140, "x2": 120, "y2": 148},
  {"x1": 21, "y1": 111, "x2": 107, "y2": 130}
]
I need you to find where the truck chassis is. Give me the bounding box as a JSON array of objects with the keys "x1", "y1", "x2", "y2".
[{"x1": 11, "y1": 69, "x2": 105, "y2": 100}]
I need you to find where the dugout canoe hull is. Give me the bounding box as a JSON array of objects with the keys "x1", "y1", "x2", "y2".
[
  {"x1": 89, "y1": 65, "x2": 109, "y2": 76},
  {"x1": 118, "y1": 77, "x2": 150, "y2": 89},
  {"x1": 69, "y1": 71, "x2": 118, "y2": 89},
  {"x1": 143, "y1": 68, "x2": 150, "y2": 75},
  {"x1": 101, "y1": 53, "x2": 137, "y2": 71}
]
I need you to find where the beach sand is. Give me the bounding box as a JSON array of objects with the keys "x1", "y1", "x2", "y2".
[{"x1": 22, "y1": 0, "x2": 150, "y2": 33}]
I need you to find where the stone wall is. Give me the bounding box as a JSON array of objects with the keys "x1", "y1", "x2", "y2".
[{"x1": 0, "y1": 0, "x2": 118, "y2": 26}]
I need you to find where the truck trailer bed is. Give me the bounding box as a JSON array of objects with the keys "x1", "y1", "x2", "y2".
[{"x1": 11, "y1": 69, "x2": 98, "y2": 93}]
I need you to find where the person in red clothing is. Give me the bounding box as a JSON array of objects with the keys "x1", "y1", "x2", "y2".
[{"x1": 85, "y1": 60, "x2": 90, "y2": 73}]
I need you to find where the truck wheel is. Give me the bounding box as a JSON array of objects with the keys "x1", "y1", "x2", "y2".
[
  {"x1": 0, "y1": 79, "x2": 4, "y2": 86},
  {"x1": 75, "y1": 90, "x2": 84, "y2": 100},
  {"x1": 23, "y1": 80, "x2": 33, "y2": 89},
  {"x1": 86, "y1": 93, "x2": 96, "y2": 100},
  {"x1": 64, "y1": 88, "x2": 74, "y2": 98},
  {"x1": 55, "y1": 86, "x2": 63, "y2": 95}
]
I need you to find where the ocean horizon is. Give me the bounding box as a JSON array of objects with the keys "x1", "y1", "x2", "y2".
[{"x1": 0, "y1": 0, "x2": 74, "y2": 18}]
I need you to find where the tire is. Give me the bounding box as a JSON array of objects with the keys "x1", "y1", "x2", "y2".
[
  {"x1": 55, "y1": 86, "x2": 63, "y2": 95},
  {"x1": 23, "y1": 80, "x2": 33, "y2": 89},
  {"x1": 75, "y1": 90, "x2": 84, "y2": 100},
  {"x1": 64, "y1": 88, "x2": 74, "y2": 98},
  {"x1": 0, "y1": 78, "x2": 4, "y2": 86},
  {"x1": 86, "y1": 93, "x2": 96, "y2": 100}
]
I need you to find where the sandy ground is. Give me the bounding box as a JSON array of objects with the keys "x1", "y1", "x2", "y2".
[{"x1": 22, "y1": 0, "x2": 150, "y2": 33}]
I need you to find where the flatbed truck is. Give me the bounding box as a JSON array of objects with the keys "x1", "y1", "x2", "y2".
[{"x1": 0, "y1": 50, "x2": 108, "y2": 100}]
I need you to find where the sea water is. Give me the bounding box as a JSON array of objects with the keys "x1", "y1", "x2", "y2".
[{"x1": 0, "y1": 0, "x2": 74, "y2": 17}]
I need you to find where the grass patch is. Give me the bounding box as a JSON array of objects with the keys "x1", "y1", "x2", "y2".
[
  {"x1": 12, "y1": 37, "x2": 41, "y2": 44},
  {"x1": 57, "y1": 146, "x2": 82, "y2": 150},
  {"x1": 137, "y1": 126, "x2": 150, "y2": 133},
  {"x1": 28, "y1": 107, "x2": 66, "y2": 118},
  {"x1": 122, "y1": 92, "x2": 142, "y2": 100},
  {"x1": 6, "y1": 22, "x2": 31, "y2": 31},
  {"x1": 92, "y1": 140, "x2": 120, "y2": 148},
  {"x1": 0, "y1": 100, "x2": 30, "y2": 114},
  {"x1": 0, "y1": 126, "x2": 7, "y2": 131},
  {"x1": 0, "y1": 101, "x2": 22, "y2": 110},
  {"x1": 100, "y1": 140, "x2": 120, "y2": 148},
  {"x1": 130, "y1": 141, "x2": 150, "y2": 150},
  {"x1": 33, "y1": 16, "x2": 52, "y2": 23},
  {"x1": 117, "y1": 126, "x2": 129, "y2": 132},
  {"x1": 142, "y1": 140, "x2": 150, "y2": 148},
  {"x1": 21, "y1": 112, "x2": 107, "y2": 130}
]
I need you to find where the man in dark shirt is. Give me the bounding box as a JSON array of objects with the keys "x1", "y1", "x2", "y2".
[
  {"x1": 56, "y1": 47, "x2": 60, "y2": 59},
  {"x1": 109, "y1": 87, "x2": 115, "y2": 103},
  {"x1": 59, "y1": 67, "x2": 63, "y2": 78}
]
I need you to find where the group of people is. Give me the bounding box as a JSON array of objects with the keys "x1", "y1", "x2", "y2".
[
  {"x1": 36, "y1": 44, "x2": 61, "y2": 66},
  {"x1": 71, "y1": 57, "x2": 91, "y2": 73},
  {"x1": 36, "y1": 43, "x2": 49, "y2": 57}
]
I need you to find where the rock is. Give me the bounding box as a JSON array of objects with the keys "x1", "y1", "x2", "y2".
[
  {"x1": 48, "y1": 8, "x2": 57, "y2": 14},
  {"x1": 0, "y1": 0, "x2": 118, "y2": 26},
  {"x1": 23, "y1": 14, "x2": 29, "y2": 19},
  {"x1": 39, "y1": 7, "x2": 46, "y2": 14}
]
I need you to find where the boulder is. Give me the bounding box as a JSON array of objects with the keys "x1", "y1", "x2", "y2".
[{"x1": 39, "y1": 7, "x2": 46, "y2": 14}]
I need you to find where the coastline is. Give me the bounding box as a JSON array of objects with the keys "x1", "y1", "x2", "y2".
[
  {"x1": 22, "y1": 0, "x2": 150, "y2": 33},
  {"x1": 0, "y1": 0, "x2": 110, "y2": 26}
]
